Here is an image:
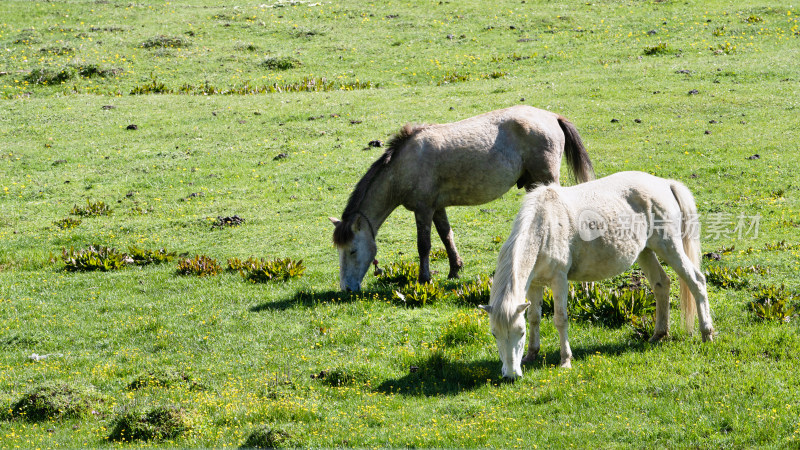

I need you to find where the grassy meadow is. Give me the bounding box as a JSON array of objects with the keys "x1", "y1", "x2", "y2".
[{"x1": 1, "y1": 0, "x2": 799, "y2": 447}]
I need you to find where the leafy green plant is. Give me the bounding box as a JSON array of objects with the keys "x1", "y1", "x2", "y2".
[
  {"x1": 453, "y1": 274, "x2": 493, "y2": 306},
  {"x1": 128, "y1": 246, "x2": 176, "y2": 266},
  {"x1": 704, "y1": 264, "x2": 768, "y2": 289},
  {"x1": 108, "y1": 405, "x2": 192, "y2": 442},
  {"x1": 232, "y1": 257, "x2": 306, "y2": 283},
  {"x1": 53, "y1": 217, "x2": 81, "y2": 230},
  {"x1": 393, "y1": 282, "x2": 444, "y2": 307},
  {"x1": 628, "y1": 314, "x2": 656, "y2": 341},
  {"x1": 61, "y1": 245, "x2": 130, "y2": 271},
  {"x1": 375, "y1": 260, "x2": 418, "y2": 287},
  {"x1": 748, "y1": 284, "x2": 798, "y2": 323},
  {"x1": 176, "y1": 255, "x2": 221, "y2": 277},
  {"x1": 70, "y1": 199, "x2": 112, "y2": 216},
  {"x1": 570, "y1": 284, "x2": 655, "y2": 328},
  {"x1": 130, "y1": 73, "x2": 171, "y2": 94},
  {"x1": 11, "y1": 381, "x2": 99, "y2": 422}
]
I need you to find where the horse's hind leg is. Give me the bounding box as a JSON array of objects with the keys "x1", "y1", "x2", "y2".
[
  {"x1": 655, "y1": 241, "x2": 715, "y2": 341},
  {"x1": 522, "y1": 285, "x2": 543, "y2": 363},
  {"x1": 552, "y1": 276, "x2": 573, "y2": 368},
  {"x1": 414, "y1": 209, "x2": 434, "y2": 283},
  {"x1": 433, "y1": 208, "x2": 464, "y2": 278},
  {"x1": 637, "y1": 249, "x2": 671, "y2": 342}
]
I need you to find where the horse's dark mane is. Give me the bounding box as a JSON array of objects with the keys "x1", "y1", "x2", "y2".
[{"x1": 332, "y1": 123, "x2": 426, "y2": 246}]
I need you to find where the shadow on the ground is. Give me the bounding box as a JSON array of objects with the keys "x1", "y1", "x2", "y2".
[{"x1": 376, "y1": 339, "x2": 652, "y2": 397}]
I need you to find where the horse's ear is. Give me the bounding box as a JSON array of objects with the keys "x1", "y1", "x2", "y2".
[
  {"x1": 329, "y1": 217, "x2": 342, "y2": 227},
  {"x1": 515, "y1": 303, "x2": 530, "y2": 315},
  {"x1": 478, "y1": 305, "x2": 492, "y2": 314},
  {"x1": 351, "y1": 214, "x2": 363, "y2": 232}
]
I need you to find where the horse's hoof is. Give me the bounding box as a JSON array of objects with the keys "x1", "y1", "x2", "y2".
[
  {"x1": 649, "y1": 332, "x2": 667, "y2": 343},
  {"x1": 702, "y1": 331, "x2": 714, "y2": 342},
  {"x1": 560, "y1": 359, "x2": 572, "y2": 369},
  {"x1": 447, "y1": 271, "x2": 461, "y2": 279},
  {"x1": 521, "y1": 352, "x2": 539, "y2": 363}
]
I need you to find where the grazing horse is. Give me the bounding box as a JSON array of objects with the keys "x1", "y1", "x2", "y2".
[
  {"x1": 480, "y1": 171, "x2": 714, "y2": 379},
  {"x1": 329, "y1": 105, "x2": 594, "y2": 291}
]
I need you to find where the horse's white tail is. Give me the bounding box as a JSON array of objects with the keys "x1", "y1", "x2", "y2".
[{"x1": 670, "y1": 181, "x2": 699, "y2": 332}]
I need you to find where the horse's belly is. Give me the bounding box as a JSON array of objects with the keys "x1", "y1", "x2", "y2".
[{"x1": 566, "y1": 239, "x2": 642, "y2": 281}]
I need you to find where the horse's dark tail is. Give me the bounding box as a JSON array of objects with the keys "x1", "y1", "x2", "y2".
[{"x1": 557, "y1": 116, "x2": 594, "y2": 183}]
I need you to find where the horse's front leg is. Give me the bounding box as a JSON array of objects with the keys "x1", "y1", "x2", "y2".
[
  {"x1": 414, "y1": 210, "x2": 434, "y2": 284},
  {"x1": 433, "y1": 208, "x2": 463, "y2": 279},
  {"x1": 552, "y1": 277, "x2": 573, "y2": 368},
  {"x1": 522, "y1": 285, "x2": 543, "y2": 363}
]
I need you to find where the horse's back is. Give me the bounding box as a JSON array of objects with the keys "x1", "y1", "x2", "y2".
[
  {"x1": 396, "y1": 106, "x2": 565, "y2": 207},
  {"x1": 526, "y1": 172, "x2": 685, "y2": 281}
]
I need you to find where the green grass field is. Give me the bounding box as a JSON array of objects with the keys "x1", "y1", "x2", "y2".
[{"x1": 1, "y1": 0, "x2": 799, "y2": 447}]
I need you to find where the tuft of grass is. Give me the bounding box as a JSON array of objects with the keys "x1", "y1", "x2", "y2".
[
  {"x1": 134, "y1": 76, "x2": 374, "y2": 95},
  {"x1": 743, "y1": 14, "x2": 764, "y2": 23},
  {"x1": 234, "y1": 41, "x2": 259, "y2": 52},
  {"x1": 127, "y1": 368, "x2": 203, "y2": 391},
  {"x1": 70, "y1": 199, "x2": 112, "y2": 217},
  {"x1": 141, "y1": 35, "x2": 192, "y2": 49},
  {"x1": 53, "y1": 217, "x2": 81, "y2": 230},
  {"x1": 242, "y1": 425, "x2": 295, "y2": 449},
  {"x1": 108, "y1": 405, "x2": 192, "y2": 442},
  {"x1": 643, "y1": 42, "x2": 672, "y2": 55},
  {"x1": 60, "y1": 245, "x2": 130, "y2": 271},
  {"x1": 24, "y1": 66, "x2": 75, "y2": 85},
  {"x1": 11, "y1": 381, "x2": 98, "y2": 422},
  {"x1": 260, "y1": 56, "x2": 302, "y2": 70},
  {"x1": 710, "y1": 42, "x2": 737, "y2": 54},
  {"x1": 437, "y1": 309, "x2": 489, "y2": 347},
  {"x1": 318, "y1": 363, "x2": 376, "y2": 387},
  {"x1": 176, "y1": 255, "x2": 221, "y2": 277}
]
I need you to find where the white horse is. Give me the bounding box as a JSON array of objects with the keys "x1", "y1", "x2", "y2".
[{"x1": 480, "y1": 171, "x2": 714, "y2": 379}]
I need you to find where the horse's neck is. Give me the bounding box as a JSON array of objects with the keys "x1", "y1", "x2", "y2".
[
  {"x1": 357, "y1": 169, "x2": 400, "y2": 233},
  {"x1": 492, "y1": 225, "x2": 538, "y2": 308}
]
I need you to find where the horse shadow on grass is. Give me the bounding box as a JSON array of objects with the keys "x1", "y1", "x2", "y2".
[
  {"x1": 249, "y1": 287, "x2": 396, "y2": 312},
  {"x1": 376, "y1": 339, "x2": 651, "y2": 397}
]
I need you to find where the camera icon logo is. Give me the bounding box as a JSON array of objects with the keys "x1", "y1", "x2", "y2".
[{"x1": 577, "y1": 209, "x2": 606, "y2": 241}]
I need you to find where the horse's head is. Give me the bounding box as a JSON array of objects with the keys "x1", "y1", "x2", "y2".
[
  {"x1": 330, "y1": 216, "x2": 377, "y2": 292},
  {"x1": 479, "y1": 302, "x2": 529, "y2": 380}
]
